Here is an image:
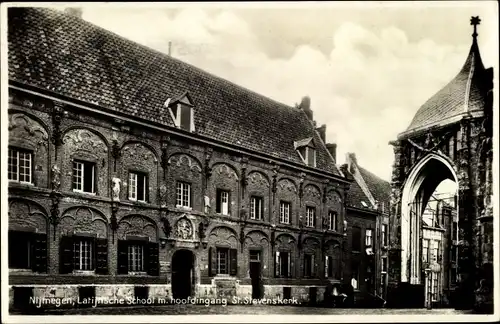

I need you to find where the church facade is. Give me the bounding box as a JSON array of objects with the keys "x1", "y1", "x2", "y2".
[
  {"x1": 386, "y1": 17, "x2": 494, "y2": 313},
  {"x1": 7, "y1": 7, "x2": 353, "y2": 310}
]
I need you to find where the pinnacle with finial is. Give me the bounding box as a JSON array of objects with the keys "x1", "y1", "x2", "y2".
[{"x1": 471, "y1": 16, "x2": 481, "y2": 38}]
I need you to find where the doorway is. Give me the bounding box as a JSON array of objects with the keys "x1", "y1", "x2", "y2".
[
  {"x1": 249, "y1": 250, "x2": 263, "y2": 299},
  {"x1": 172, "y1": 249, "x2": 195, "y2": 299}
]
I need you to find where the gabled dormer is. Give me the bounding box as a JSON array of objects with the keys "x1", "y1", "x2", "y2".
[
  {"x1": 294, "y1": 137, "x2": 316, "y2": 167},
  {"x1": 165, "y1": 91, "x2": 195, "y2": 132}
]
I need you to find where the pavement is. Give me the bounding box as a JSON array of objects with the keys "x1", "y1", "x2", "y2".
[{"x1": 12, "y1": 304, "x2": 470, "y2": 316}]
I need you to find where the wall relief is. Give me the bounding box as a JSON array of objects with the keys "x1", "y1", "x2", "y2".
[
  {"x1": 209, "y1": 226, "x2": 238, "y2": 247},
  {"x1": 168, "y1": 154, "x2": 202, "y2": 173},
  {"x1": 175, "y1": 217, "x2": 194, "y2": 240},
  {"x1": 118, "y1": 215, "x2": 157, "y2": 241},
  {"x1": 121, "y1": 143, "x2": 158, "y2": 163},
  {"x1": 63, "y1": 129, "x2": 108, "y2": 154},
  {"x1": 247, "y1": 171, "x2": 270, "y2": 188},
  {"x1": 276, "y1": 233, "x2": 296, "y2": 250},
  {"x1": 8, "y1": 199, "x2": 48, "y2": 233},
  {"x1": 304, "y1": 184, "x2": 321, "y2": 199},
  {"x1": 213, "y1": 163, "x2": 239, "y2": 181},
  {"x1": 244, "y1": 230, "x2": 269, "y2": 246},
  {"x1": 9, "y1": 113, "x2": 49, "y2": 148},
  {"x1": 278, "y1": 179, "x2": 297, "y2": 193},
  {"x1": 60, "y1": 207, "x2": 107, "y2": 238}
]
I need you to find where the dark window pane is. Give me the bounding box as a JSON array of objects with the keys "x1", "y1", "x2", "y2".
[
  {"x1": 83, "y1": 163, "x2": 94, "y2": 193},
  {"x1": 180, "y1": 105, "x2": 191, "y2": 130},
  {"x1": 137, "y1": 174, "x2": 146, "y2": 201}
]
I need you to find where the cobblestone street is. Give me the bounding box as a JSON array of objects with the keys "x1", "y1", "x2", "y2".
[{"x1": 19, "y1": 305, "x2": 470, "y2": 316}]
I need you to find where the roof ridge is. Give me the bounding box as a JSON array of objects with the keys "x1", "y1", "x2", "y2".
[{"x1": 40, "y1": 7, "x2": 302, "y2": 114}]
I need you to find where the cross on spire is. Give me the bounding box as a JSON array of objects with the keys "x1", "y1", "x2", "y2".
[{"x1": 470, "y1": 16, "x2": 481, "y2": 38}]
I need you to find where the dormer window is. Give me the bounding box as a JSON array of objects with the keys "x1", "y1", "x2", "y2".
[
  {"x1": 294, "y1": 137, "x2": 316, "y2": 167},
  {"x1": 166, "y1": 92, "x2": 195, "y2": 132}
]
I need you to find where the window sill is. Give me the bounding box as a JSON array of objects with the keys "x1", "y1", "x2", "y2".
[
  {"x1": 9, "y1": 268, "x2": 33, "y2": 274},
  {"x1": 73, "y1": 270, "x2": 96, "y2": 275},
  {"x1": 73, "y1": 190, "x2": 96, "y2": 196},
  {"x1": 9, "y1": 180, "x2": 34, "y2": 186},
  {"x1": 128, "y1": 271, "x2": 148, "y2": 276},
  {"x1": 176, "y1": 205, "x2": 192, "y2": 211}
]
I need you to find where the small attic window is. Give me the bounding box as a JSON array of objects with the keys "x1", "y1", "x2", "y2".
[
  {"x1": 361, "y1": 201, "x2": 368, "y2": 208},
  {"x1": 166, "y1": 92, "x2": 195, "y2": 132},
  {"x1": 294, "y1": 138, "x2": 316, "y2": 167}
]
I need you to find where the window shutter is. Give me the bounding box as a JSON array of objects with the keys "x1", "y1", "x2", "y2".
[
  {"x1": 229, "y1": 248, "x2": 238, "y2": 276},
  {"x1": 311, "y1": 254, "x2": 316, "y2": 277},
  {"x1": 275, "y1": 252, "x2": 280, "y2": 277},
  {"x1": 32, "y1": 233, "x2": 47, "y2": 273},
  {"x1": 287, "y1": 253, "x2": 292, "y2": 278},
  {"x1": 209, "y1": 247, "x2": 217, "y2": 276},
  {"x1": 95, "y1": 238, "x2": 108, "y2": 274},
  {"x1": 216, "y1": 190, "x2": 221, "y2": 213},
  {"x1": 117, "y1": 240, "x2": 128, "y2": 274},
  {"x1": 59, "y1": 236, "x2": 74, "y2": 274},
  {"x1": 147, "y1": 242, "x2": 159, "y2": 276}
]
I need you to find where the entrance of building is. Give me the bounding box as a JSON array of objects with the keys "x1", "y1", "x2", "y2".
[
  {"x1": 172, "y1": 249, "x2": 195, "y2": 299},
  {"x1": 249, "y1": 250, "x2": 263, "y2": 299}
]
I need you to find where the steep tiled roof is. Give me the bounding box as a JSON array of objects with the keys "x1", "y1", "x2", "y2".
[
  {"x1": 357, "y1": 166, "x2": 391, "y2": 206},
  {"x1": 7, "y1": 7, "x2": 340, "y2": 175},
  {"x1": 403, "y1": 37, "x2": 489, "y2": 134},
  {"x1": 345, "y1": 176, "x2": 373, "y2": 210}
]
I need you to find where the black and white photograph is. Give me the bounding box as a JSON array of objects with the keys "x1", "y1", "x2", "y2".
[{"x1": 1, "y1": 1, "x2": 498, "y2": 322}]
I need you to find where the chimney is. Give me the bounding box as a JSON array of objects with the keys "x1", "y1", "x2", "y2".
[
  {"x1": 299, "y1": 96, "x2": 313, "y2": 121},
  {"x1": 326, "y1": 143, "x2": 337, "y2": 162},
  {"x1": 316, "y1": 124, "x2": 326, "y2": 142},
  {"x1": 346, "y1": 152, "x2": 357, "y2": 174},
  {"x1": 64, "y1": 7, "x2": 83, "y2": 18},
  {"x1": 168, "y1": 41, "x2": 172, "y2": 56}
]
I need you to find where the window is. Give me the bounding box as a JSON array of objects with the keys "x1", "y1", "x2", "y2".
[
  {"x1": 365, "y1": 229, "x2": 373, "y2": 246},
  {"x1": 280, "y1": 201, "x2": 291, "y2": 224},
  {"x1": 168, "y1": 99, "x2": 195, "y2": 132},
  {"x1": 306, "y1": 206, "x2": 316, "y2": 228},
  {"x1": 352, "y1": 226, "x2": 361, "y2": 252},
  {"x1": 381, "y1": 257, "x2": 388, "y2": 272},
  {"x1": 249, "y1": 250, "x2": 261, "y2": 262},
  {"x1": 275, "y1": 251, "x2": 291, "y2": 278},
  {"x1": 328, "y1": 211, "x2": 337, "y2": 231},
  {"x1": 431, "y1": 272, "x2": 439, "y2": 301},
  {"x1": 430, "y1": 241, "x2": 439, "y2": 263},
  {"x1": 297, "y1": 146, "x2": 316, "y2": 167},
  {"x1": 422, "y1": 239, "x2": 429, "y2": 263},
  {"x1": 72, "y1": 160, "x2": 96, "y2": 193},
  {"x1": 250, "y1": 196, "x2": 263, "y2": 220},
  {"x1": 8, "y1": 231, "x2": 32, "y2": 269},
  {"x1": 127, "y1": 244, "x2": 144, "y2": 272},
  {"x1": 216, "y1": 248, "x2": 229, "y2": 275},
  {"x1": 304, "y1": 254, "x2": 314, "y2": 277},
  {"x1": 128, "y1": 172, "x2": 148, "y2": 202},
  {"x1": 176, "y1": 182, "x2": 191, "y2": 208},
  {"x1": 73, "y1": 238, "x2": 94, "y2": 271},
  {"x1": 382, "y1": 224, "x2": 388, "y2": 246},
  {"x1": 216, "y1": 189, "x2": 230, "y2": 215},
  {"x1": 8, "y1": 148, "x2": 32, "y2": 183}
]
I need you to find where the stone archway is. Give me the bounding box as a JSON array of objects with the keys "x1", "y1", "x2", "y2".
[{"x1": 400, "y1": 153, "x2": 458, "y2": 285}]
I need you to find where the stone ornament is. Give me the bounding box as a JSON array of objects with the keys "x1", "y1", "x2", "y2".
[
  {"x1": 112, "y1": 177, "x2": 121, "y2": 201},
  {"x1": 9, "y1": 113, "x2": 49, "y2": 148},
  {"x1": 63, "y1": 129, "x2": 108, "y2": 154},
  {"x1": 51, "y1": 164, "x2": 61, "y2": 191},
  {"x1": 168, "y1": 154, "x2": 202, "y2": 173},
  {"x1": 121, "y1": 143, "x2": 157, "y2": 163},
  {"x1": 175, "y1": 217, "x2": 193, "y2": 240}
]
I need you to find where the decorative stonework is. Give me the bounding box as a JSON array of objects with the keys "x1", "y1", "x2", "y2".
[
  {"x1": 212, "y1": 163, "x2": 239, "y2": 181},
  {"x1": 304, "y1": 184, "x2": 321, "y2": 199},
  {"x1": 8, "y1": 199, "x2": 48, "y2": 234},
  {"x1": 118, "y1": 215, "x2": 157, "y2": 242},
  {"x1": 175, "y1": 217, "x2": 194, "y2": 240},
  {"x1": 60, "y1": 207, "x2": 108, "y2": 239},
  {"x1": 9, "y1": 113, "x2": 49, "y2": 147},
  {"x1": 121, "y1": 143, "x2": 158, "y2": 163},
  {"x1": 277, "y1": 179, "x2": 297, "y2": 193},
  {"x1": 244, "y1": 230, "x2": 269, "y2": 246},
  {"x1": 275, "y1": 233, "x2": 296, "y2": 250},
  {"x1": 112, "y1": 177, "x2": 121, "y2": 201},
  {"x1": 247, "y1": 171, "x2": 270, "y2": 188},
  {"x1": 168, "y1": 154, "x2": 202, "y2": 173},
  {"x1": 209, "y1": 226, "x2": 238, "y2": 248},
  {"x1": 63, "y1": 129, "x2": 108, "y2": 154},
  {"x1": 51, "y1": 165, "x2": 61, "y2": 191}
]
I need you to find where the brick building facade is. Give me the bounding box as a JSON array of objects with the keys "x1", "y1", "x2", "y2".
[{"x1": 7, "y1": 7, "x2": 357, "y2": 309}]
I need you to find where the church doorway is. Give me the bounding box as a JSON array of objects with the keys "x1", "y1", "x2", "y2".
[{"x1": 171, "y1": 249, "x2": 195, "y2": 299}]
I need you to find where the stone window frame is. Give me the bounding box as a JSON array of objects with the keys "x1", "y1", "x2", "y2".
[
  {"x1": 303, "y1": 252, "x2": 315, "y2": 278},
  {"x1": 249, "y1": 195, "x2": 264, "y2": 221},
  {"x1": 305, "y1": 205, "x2": 316, "y2": 228},
  {"x1": 275, "y1": 250, "x2": 293, "y2": 278},
  {"x1": 279, "y1": 200, "x2": 292, "y2": 224},
  {"x1": 8, "y1": 146, "x2": 34, "y2": 185},
  {"x1": 72, "y1": 158, "x2": 97, "y2": 195},
  {"x1": 175, "y1": 180, "x2": 192, "y2": 210},
  {"x1": 215, "y1": 188, "x2": 231, "y2": 216},
  {"x1": 327, "y1": 210, "x2": 338, "y2": 232},
  {"x1": 127, "y1": 169, "x2": 149, "y2": 203}
]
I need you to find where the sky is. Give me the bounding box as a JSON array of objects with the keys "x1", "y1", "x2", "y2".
[{"x1": 55, "y1": 2, "x2": 498, "y2": 182}]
